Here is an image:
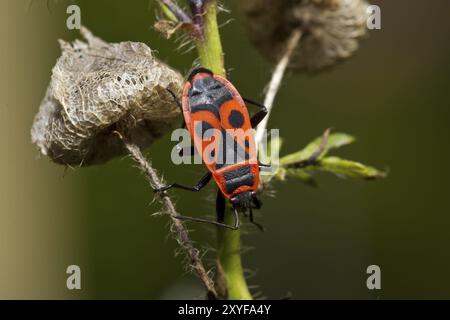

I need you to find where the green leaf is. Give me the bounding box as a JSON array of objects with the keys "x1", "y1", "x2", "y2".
[
  {"x1": 270, "y1": 131, "x2": 384, "y2": 185},
  {"x1": 279, "y1": 131, "x2": 355, "y2": 166},
  {"x1": 285, "y1": 168, "x2": 317, "y2": 187},
  {"x1": 317, "y1": 157, "x2": 386, "y2": 179}
]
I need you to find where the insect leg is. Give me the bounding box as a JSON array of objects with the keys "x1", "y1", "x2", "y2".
[
  {"x1": 258, "y1": 162, "x2": 271, "y2": 169},
  {"x1": 166, "y1": 88, "x2": 186, "y2": 129},
  {"x1": 167, "y1": 88, "x2": 182, "y2": 110},
  {"x1": 173, "y1": 214, "x2": 239, "y2": 230},
  {"x1": 249, "y1": 208, "x2": 265, "y2": 232},
  {"x1": 154, "y1": 171, "x2": 212, "y2": 193},
  {"x1": 250, "y1": 110, "x2": 268, "y2": 128},
  {"x1": 232, "y1": 207, "x2": 240, "y2": 229},
  {"x1": 243, "y1": 98, "x2": 268, "y2": 128},
  {"x1": 168, "y1": 190, "x2": 237, "y2": 229},
  {"x1": 215, "y1": 190, "x2": 239, "y2": 229},
  {"x1": 243, "y1": 97, "x2": 266, "y2": 110},
  {"x1": 258, "y1": 163, "x2": 274, "y2": 174},
  {"x1": 216, "y1": 189, "x2": 226, "y2": 223},
  {"x1": 165, "y1": 88, "x2": 198, "y2": 163},
  {"x1": 252, "y1": 194, "x2": 262, "y2": 209}
]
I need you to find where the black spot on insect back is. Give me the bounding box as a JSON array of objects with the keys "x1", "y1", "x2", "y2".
[
  {"x1": 229, "y1": 110, "x2": 244, "y2": 128},
  {"x1": 191, "y1": 104, "x2": 221, "y2": 120}
]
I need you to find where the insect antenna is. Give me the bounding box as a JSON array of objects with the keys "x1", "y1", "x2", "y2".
[
  {"x1": 174, "y1": 213, "x2": 239, "y2": 230},
  {"x1": 248, "y1": 207, "x2": 265, "y2": 232}
]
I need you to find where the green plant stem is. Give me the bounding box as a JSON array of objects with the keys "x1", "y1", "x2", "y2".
[
  {"x1": 217, "y1": 212, "x2": 252, "y2": 299},
  {"x1": 193, "y1": 0, "x2": 252, "y2": 300},
  {"x1": 194, "y1": 2, "x2": 224, "y2": 76}
]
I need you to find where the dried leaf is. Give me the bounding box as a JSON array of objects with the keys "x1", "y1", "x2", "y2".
[{"x1": 31, "y1": 27, "x2": 184, "y2": 166}]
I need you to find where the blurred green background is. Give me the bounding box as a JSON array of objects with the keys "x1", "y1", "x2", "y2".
[{"x1": 1, "y1": 0, "x2": 449, "y2": 299}]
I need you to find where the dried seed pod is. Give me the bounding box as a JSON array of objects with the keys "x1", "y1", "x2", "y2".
[
  {"x1": 31, "y1": 27, "x2": 183, "y2": 166},
  {"x1": 240, "y1": 0, "x2": 369, "y2": 72}
]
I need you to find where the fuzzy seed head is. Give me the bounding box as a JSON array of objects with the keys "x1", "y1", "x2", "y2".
[{"x1": 240, "y1": 0, "x2": 370, "y2": 72}]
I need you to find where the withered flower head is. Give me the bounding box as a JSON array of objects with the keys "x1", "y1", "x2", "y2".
[
  {"x1": 240, "y1": 0, "x2": 369, "y2": 72},
  {"x1": 31, "y1": 27, "x2": 183, "y2": 166}
]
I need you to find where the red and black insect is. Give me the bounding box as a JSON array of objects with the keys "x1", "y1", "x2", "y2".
[{"x1": 155, "y1": 68, "x2": 269, "y2": 230}]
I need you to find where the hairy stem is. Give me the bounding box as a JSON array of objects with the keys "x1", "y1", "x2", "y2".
[
  {"x1": 191, "y1": 0, "x2": 251, "y2": 300},
  {"x1": 255, "y1": 29, "x2": 302, "y2": 146},
  {"x1": 194, "y1": 1, "x2": 224, "y2": 75},
  {"x1": 216, "y1": 211, "x2": 252, "y2": 299},
  {"x1": 116, "y1": 130, "x2": 217, "y2": 299}
]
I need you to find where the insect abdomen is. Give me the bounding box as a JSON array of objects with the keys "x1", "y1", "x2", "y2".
[{"x1": 221, "y1": 165, "x2": 255, "y2": 194}]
